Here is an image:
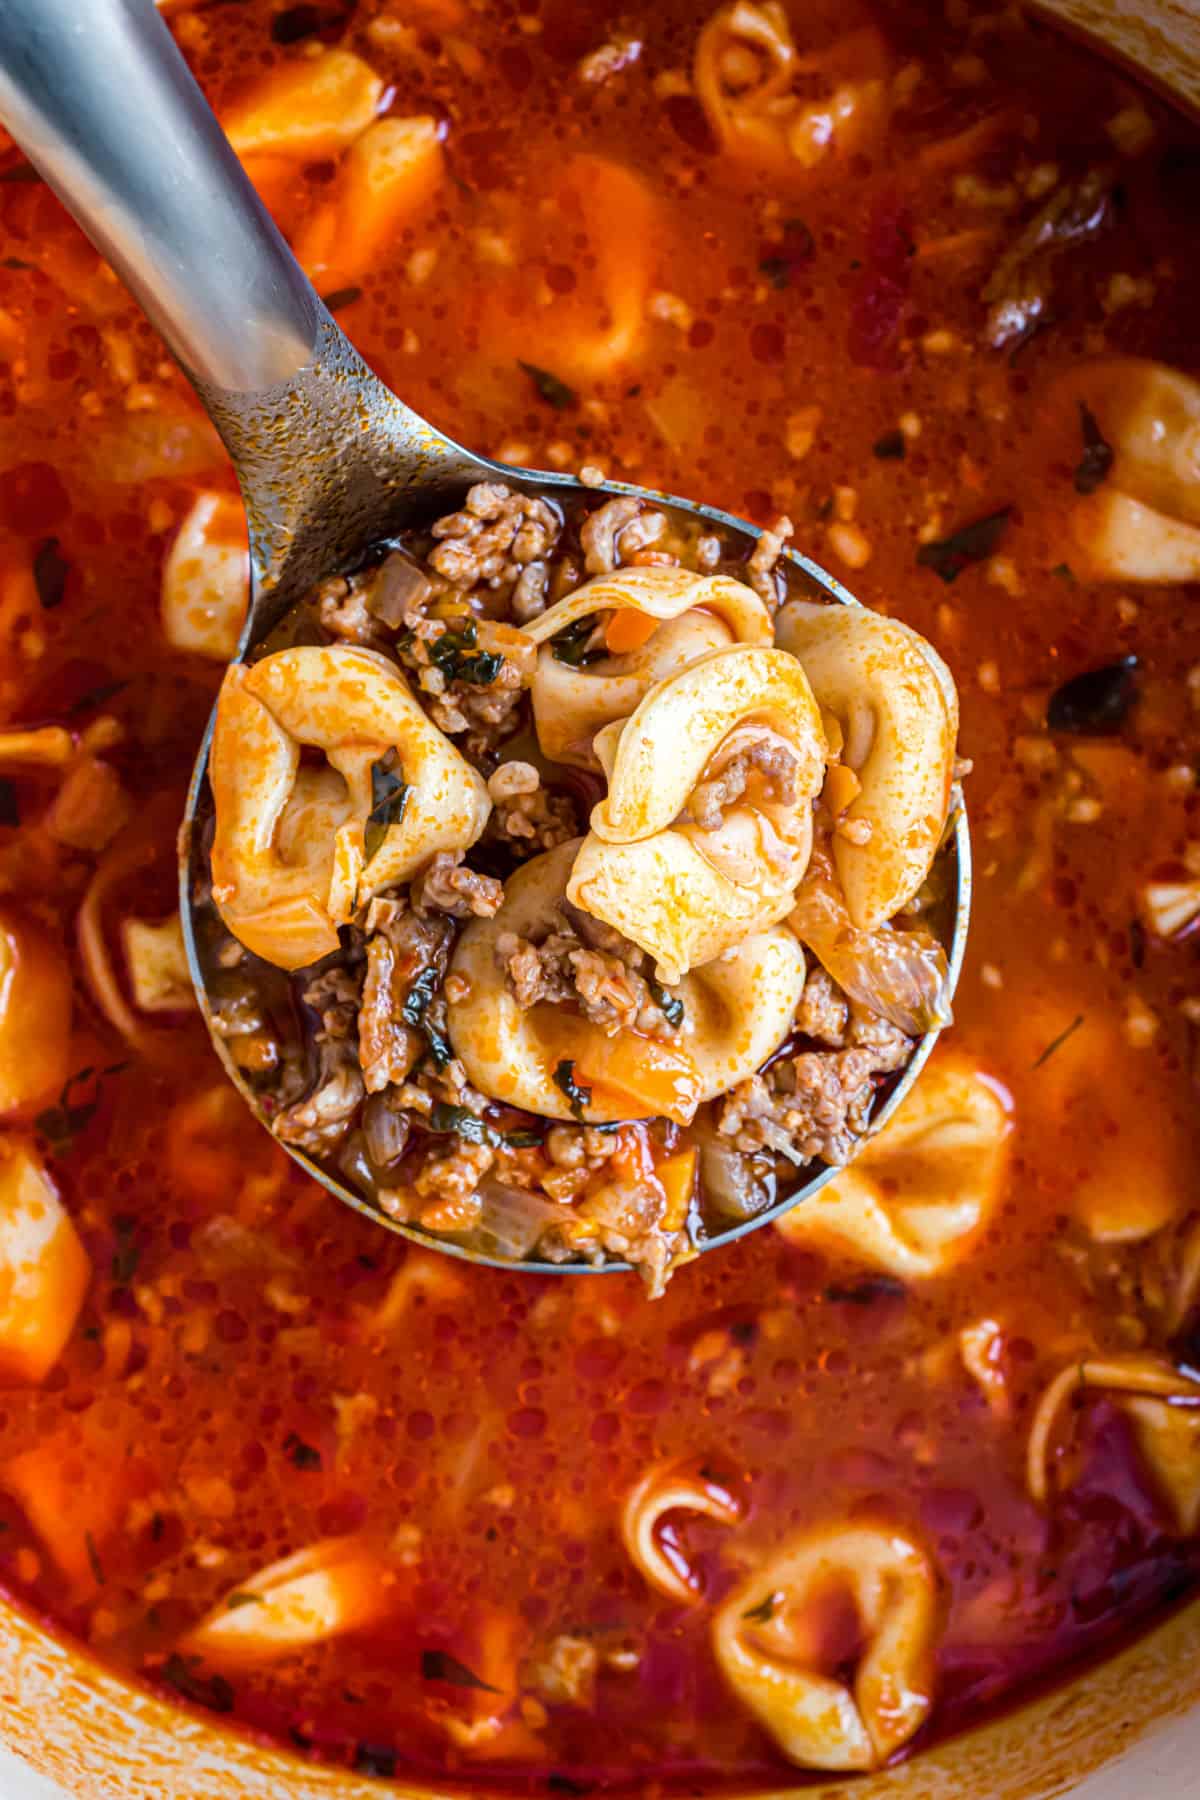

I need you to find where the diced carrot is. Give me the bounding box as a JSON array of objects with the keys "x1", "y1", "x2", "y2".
[
  {"x1": 295, "y1": 116, "x2": 445, "y2": 285},
  {"x1": 656, "y1": 1149, "x2": 697, "y2": 1232},
  {"x1": 180, "y1": 1537, "x2": 399, "y2": 1668},
  {"x1": 604, "y1": 609, "x2": 659, "y2": 655},
  {"x1": 0, "y1": 1141, "x2": 90, "y2": 1384},
  {"x1": 575, "y1": 1031, "x2": 701, "y2": 1125},
  {"x1": 223, "y1": 50, "x2": 383, "y2": 161},
  {"x1": 0, "y1": 910, "x2": 72, "y2": 1117}
]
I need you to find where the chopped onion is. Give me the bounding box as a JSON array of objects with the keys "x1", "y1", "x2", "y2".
[
  {"x1": 464, "y1": 1181, "x2": 575, "y2": 1261},
  {"x1": 790, "y1": 859, "x2": 952, "y2": 1036},
  {"x1": 699, "y1": 1137, "x2": 777, "y2": 1221}
]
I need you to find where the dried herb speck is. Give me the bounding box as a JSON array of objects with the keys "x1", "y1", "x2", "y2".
[
  {"x1": 1032, "y1": 1013, "x2": 1084, "y2": 1069},
  {"x1": 872, "y1": 429, "x2": 906, "y2": 460},
  {"x1": 1074, "y1": 400, "x2": 1113, "y2": 495},
  {"x1": 354, "y1": 1744, "x2": 398, "y2": 1778},
  {"x1": 84, "y1": 1531, "x2": 105, "y2": 1587},
  {"x1": 428, "y1": 1102, "x2": 499, "y2": 1146},
  {"x1": 742, "y1": 1592, "x2": 780, "y2": 1624},
  {"x1": 282, "y1": 1432, "x2": 322, "y2": 1471},
  {"x1": 650, "y1": 979, "x2": 684, "y2": 1028},
  {"x1": 33, "y1": 537, "x2": 69, "y2": 609},
  {"x1": 518, "y1": 361, "x2": 577, "y2": 410},
  {"x1": 322, "y1": 285, "x2": 364, "y2": 314},
  {"x1": 420, "y1": 1649, "x2": 500, "y2": 1692},
  {"x1": 825, "y1": 1275, "x2": 907, "y2": 1305},
  {"x1": 161, "y1": 1653, "x2": 235, "y2": 1715},
  {"x1": 110, "y1": 1216, "x2": 140, "y2": 1285},
  {"x1": 916, "y1": 509, "x2": 1011, "y2": 583},
  {"x1": 553, "y1": 1059, "x2": 592, "y2": 1121},
  {"x1": 35, "y1": 1061, "x2": 128, "y2": 1156}
]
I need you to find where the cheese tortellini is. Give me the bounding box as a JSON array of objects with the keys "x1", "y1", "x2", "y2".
[
  {"x1": 773, "y1": 1056, "x2": 1011, "y2": 1278},
  {"x1": 712, "y1": 1521, "x2": 938, "y2": 1771},
  {"x1": 620, "y1": 1458, "x2": 742, "y2": 1604},
  {"x1": 695, "y1": 3, "x2": 890, "y2": 175},
  {"x1": 776, "y1": 600, "x2": 959, "y2": 932},
  {"x1": 527, "y1": 564, "x2": 773, "y2": 767},
  {"x1": 1026, "y1": 1353, "x2": 1200, "y2": 1511},
  {"x1": 446, "y1": 838, "x2": 807, "y2": 1124},
  {"x1": 568, "y1": 645, "x2": 826, "y2": 981},
  {"x1": 210, "y1": 645, "x2": 490, "y2": 969},
  {"x1": 1056, "y1": 359, "x2": 1200, "y2": 582}
]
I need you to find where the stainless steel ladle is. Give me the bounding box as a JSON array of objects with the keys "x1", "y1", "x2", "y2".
[{"x1": 0, "y1": 0, "x2": 969, "y2": 1272}]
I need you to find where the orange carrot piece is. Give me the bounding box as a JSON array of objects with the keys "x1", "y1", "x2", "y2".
[
  {"x1": 575, "y1": 1033, "x2": 701, "y2": 1125},
  {"x1": 656, "y1": 1149, "x2": 697, "y2": 1232},
  {"x1": 604, "y1": 609, "x2": 659, "y2": 655}
]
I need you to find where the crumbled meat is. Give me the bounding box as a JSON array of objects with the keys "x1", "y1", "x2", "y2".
[
  {"x1": 511, "y1": 560, "x2": 549, "y2": 622},
  {"x1": 414, "y1": 1138, "x2": 494, "y2": 1230},
  {"x1": 982, "y1": 168, "x2": 1117, "y2": 349},
  {"x1": 274, "y1": 1037, "x2": 365, "y2": 1155},
  {"x1": 496, "y1": 906, "x2": 671, "y2": 1036},
  {"x1": 745, "y1": 515, "x2": 794, "y2": 610},
  {"x1": 524, "y1": 1634, "x2": 598, "y2": 1705},
  {"x1": 690, "y1": 738, "x2": 801, "y2": 831},
  {"x1": 796, "y1": 966, "x2": 850, "y2": 1044},
  {"x1": 366, "y1": 549, "x2": 433, "y2": 628},
  {"x1": 579, "y1": 498, "x2": 668, "y2": 575},
  {"x1": 359, "y1": 908, "x2": 452, "y2": 1094},
  {"x1": 486, "y1": 762, "x2": 577, "y2": 852},
  {"x1": 573, "y1": 1180, "x2": 677, "y2": 1298},
  {"x1": 716, "y1": 1002, "x2": 914, "y2": 1165},
  {"x1": 427, "y1": 482, "x2": 561, "y2": 590},
  {"x1": 411, "y1": 851, "x2": 504, "y2": 920},
  {"x1": 316, "y1": 574, "x2": 386, "y2": 647},
  {"x1": 396, "y1": 615, "x2": 537, "y2": 756}
]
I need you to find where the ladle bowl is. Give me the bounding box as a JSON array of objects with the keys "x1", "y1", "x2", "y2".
[{"x1": 0, "y1": 0, "x2": 970, "y2": 1272}]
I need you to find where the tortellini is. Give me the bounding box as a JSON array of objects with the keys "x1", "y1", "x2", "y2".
[
  {"x1": 209, "y1": 646, "x2": 490, "y2": 970},
  {"x1": 1026, "y1": 1353, "x2": 1200, "y2": 1510},
  {"x1": 179, "y1": 1535, "x2": 399, "y2": 1667},
  {"x1": 527, "y1": 565, "x2": 773, "y2": 767},
  {"x1": 620, "y1": 1458, "x2": 742, "y2": 1604},
  {"x1": 1056, "y1": 358, "x2": 1200, "y2": 582},
  {"x1": 0, "y1": 1140, "x2": 90, "y2": 1386},
  {"x1": 568, "y1": 646, "x2": 826, "y2": 981},
  {"x1": 695, "y1": 3, "x2": 890, "y2": 175},
  {"x1": 774, "y1": 1056, "x2": 1011, "y2": 1279},
  {"x1": 711, "y1": 1521, "x2": 938, "y2": 1771},
  {"x1": 446, "y1": 839, "x2": 807, "y2": 1124},
  {"x1": 776, "y1": 601, "x2": 959, "y2": 932}
]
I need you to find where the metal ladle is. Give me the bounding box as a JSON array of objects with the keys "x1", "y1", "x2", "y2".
[{"x1": 0, "y1": 0, "x2": 969, "y2": 1273}]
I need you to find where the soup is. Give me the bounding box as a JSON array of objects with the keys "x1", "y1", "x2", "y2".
[{"x1": 0, "y1": 0, "x2": 1198, "y2": 1786}]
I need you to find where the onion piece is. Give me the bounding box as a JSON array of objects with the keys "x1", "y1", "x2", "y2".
[
  {"x1": 789, "y1": 855, "x2": 951, "y2": 1036},
  {"x1": 461, "y1": 1180, "x2": 576, "y2": 1261}
]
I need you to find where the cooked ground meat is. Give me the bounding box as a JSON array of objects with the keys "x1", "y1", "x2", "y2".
[
  {"x1": 795, "y1": 966, "x2": 850, "y2": 1044},
  {"x1": 579, "y1": 497, "x2": 668, "y2": 575},
  {"x1": 745, "y1": 514, "x2": 793, "y2": 610},
  {"x1": 274, "y1": 1037, "x2": 365, "y2": 1156},
  {"x1": 486, "y1": 762, "x2": 578, "y2": 852},
  {"x1": 690, "y1": 738, "x2": 802, "y2": 831},
  {"x1": 397, "y1": 615, "x2": 537, "y2": 756},
  {"x1": 410, "y1": 851, "x2": 504, "y2": 920},
  {"x1": 427, "y1": 482, "x2": 561, "y2": 590},
  {"x1": 716, "y1": 998, "x2": 914, "y2": 1165},
  {"x1": 359, "y1": 908, "x2": 453, "y2": 1094},
  {"x1": 496, "y1": 905, "x2": 672, "y2": 1036},
  {"x1": 316, "y1": 574, "x2": 386, "y2": 647}
]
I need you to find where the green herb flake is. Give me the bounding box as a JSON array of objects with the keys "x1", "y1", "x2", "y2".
[
  {"x1": 35, "y1": 1061, "x2": 128, "y2": 1156},
  {"x1": 1074, "y1": 400, "x2": 1113, "y2": 496},
  {"x1": 553, "y1": 1059, "x2": 592, "y2": 1121},
  {"x1": 916, "y1": 508, "x2": 1011, "y2": 583},
  {"x1": 282, "y1": 1432, "x2": 322, "y2": 1472},
  {"x1": 428, "y1": 1102, "x2": 499, "y2": 1146},
  {"x1": 649, "y1": 979, "x2": 684, "y2": 1028},
  {"x1": 872, "y1": 429, "x2": 906, "y2": 461},
  {"x1": 420, "y1": 1649, "x2": 500, "y2": 1692},
  {"x1": 225, "y1": 1592, "x2": 262, "y2": 1611},
  {"x1": 322, "y1": 284, "x2": 364, "y2": 313},
  {"x1": 502, "y1": 1129, "x2": 544, "y2": 1149},
  {"x1": 161, "y1": 1652, "x2": 235, "y2": 1715},
  {"x1": 110, "y1": 1216, "x2": 140, "y2": 1285},
  {"x1": 1032, "y1": 1013, "x2": 1084, "y2": 1069},
  {"x1": 363, "y1": 750, "x2": 410, "y2": 863},
  {"x1": 430, "y1": 621, "x2": 503, "y2": 687},
  {"x1": 518, "y1": 360, "x2": 577, "y2": 410},
  {"x1": 550, "y1": 614, "x2": 606, "y2": 667},
  {"x1": 742, "y1": 1592, "x2": 780, "y2": 1624},
  {"x1": 1051, "y1": 561, "x2": 1076, "y2": 583},
  {"x1": 84, "y1": 1531, "x2": 105, "y2": 1587}
]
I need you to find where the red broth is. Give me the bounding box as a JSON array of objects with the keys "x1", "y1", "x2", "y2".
[{"x1": 0, "y1": 0, "x2": 1198, "y2": 1787}]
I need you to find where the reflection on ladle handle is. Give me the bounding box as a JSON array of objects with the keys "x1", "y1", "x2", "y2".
[
  {"x1": 0, "y1": 0, "x2": 485, "y2": 625},
  {"x1": 0, "y1": 0, "x2": 318, "y2": 392}
]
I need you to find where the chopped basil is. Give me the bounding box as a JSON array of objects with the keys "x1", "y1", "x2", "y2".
[
  {"x1": 282, "y1": 1432, "x2": 322, "y2": 1471},
  {"x1": 110, "y1": 1216, "x2": 140, "y2": 1285},
  {"x1": 402, "y1": 965, "x2": 451, "y2": 1069},
  {"x1": 1032, "y1": 1013, "x2": 1084, "y2": 1069},
  {"x1": 825, "y1": 1276, "x2": 906, "y2": 1305},
  {"x1": 363, "y1": 750, "x2": 410, "y2": 863},
  {"x1": 322, "y1": 285, "x2": 364, "y2": 313},
  {"x1": 224, "y1": 1592, "x2": 262, "y2": 1611},
  {"x1": 420, "y1": 1649, "x2": 500, "y2": 1692},
  {"x1": 1046, "y1": 656, "x2": 1137, "y2": 735},
  {"x1": 68, "y1": 678, "x2": 128, "y2": 716},
  {"x1": 553, "y1": 1059, "x2": 592, "y2": 1121},
  {"x1": 742, "y1": 1592, "x2": 779, "y2": 1624},
  {"x1": 1073, "y1": 400, "x2": 1113, "y2": 496},
  {"x1": 428, "y1": 1102, "x2": 499, "y2": 1146},
  {"x1": 502, "y1": 1129, "x2": 544, "y2": 1149},
  {"x1": 916, "y1": 508, "x2": 1011, "y2": 583},
  {"x1": 84, "y1": 1531, "x2": 105, "y2": 1587},
  {"x1": 429, "y1": 620, "x2": 503, "y2": 687},
  {"x1": 872, "y1": 429, "x2": 906, "y2": 460},
  {"x1": 35, "y1": 1061, "x2": 128, "y2": 1155},
  {"x1": 161, "y1": 1652, "x2": 235, "y2": 1715},
  {"x1": 518, "y1": 360, "x2": 577, "y2": 410},
  {"x1": 33, "y1": 536, "x2": 69, "y2": 609},
  {"x1": 649, "y1": 979, "x2": 684, "y2": 1028},
  {"x1": 550, "y1": 614, "x2": 605, "y2": 667}
]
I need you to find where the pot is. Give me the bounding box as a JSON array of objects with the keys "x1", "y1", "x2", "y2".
[{"x1": 1, "y1": 0, "x2": 1199, "y2": 1794}]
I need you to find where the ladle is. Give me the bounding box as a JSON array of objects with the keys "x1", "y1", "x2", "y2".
[{"x1": 0, "y1": 0, "x2": 969, "y2": 1272}]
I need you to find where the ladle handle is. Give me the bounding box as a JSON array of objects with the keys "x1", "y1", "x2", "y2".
[{"x1": 0, "y1": 0, "x2": 319, "y2": 393}]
